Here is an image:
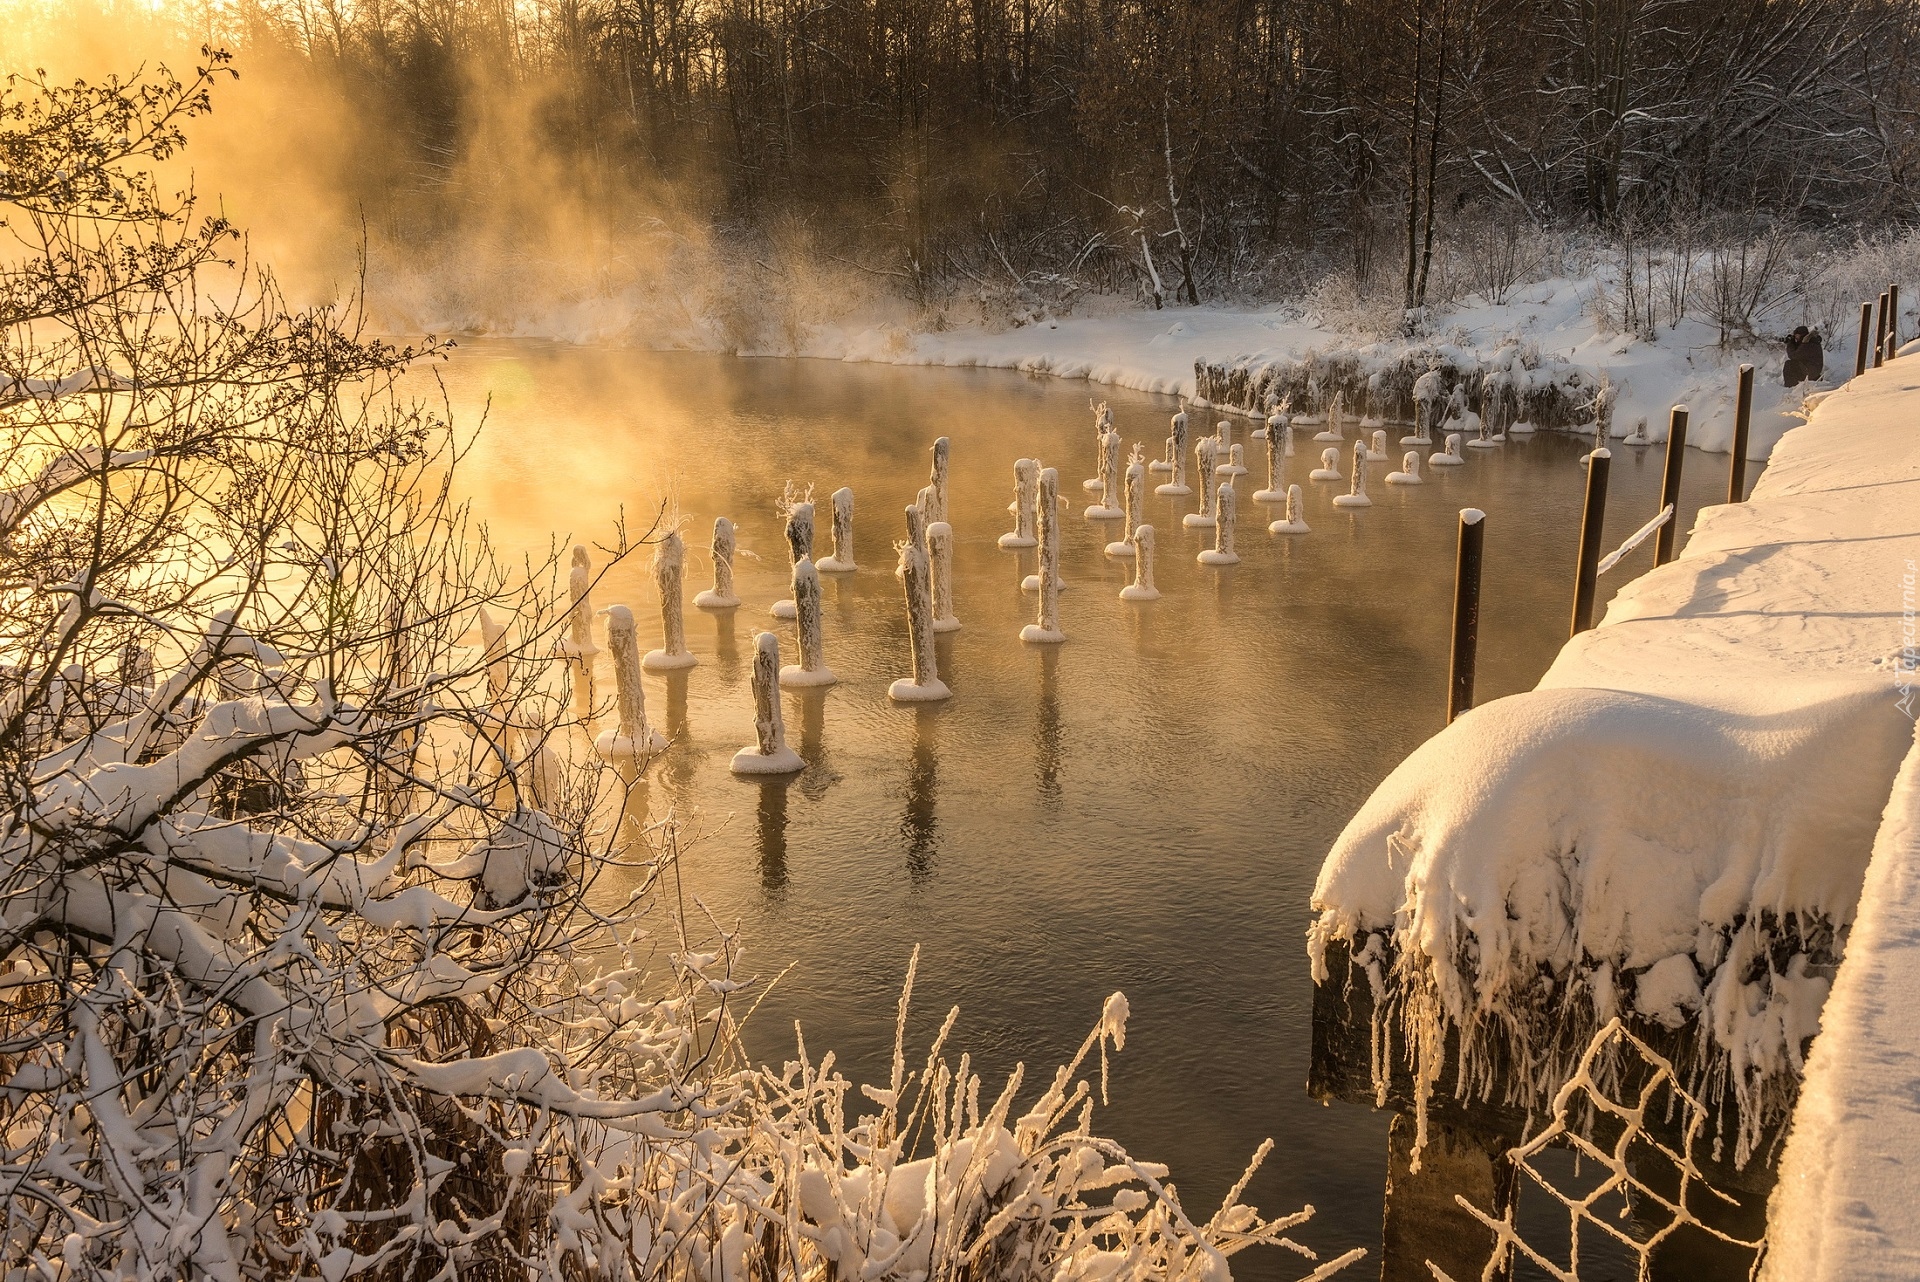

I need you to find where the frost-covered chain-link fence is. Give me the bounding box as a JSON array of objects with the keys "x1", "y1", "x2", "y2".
[{"x1": 1433, "y1": 1018, "x2": 1765, "y2": 1282}]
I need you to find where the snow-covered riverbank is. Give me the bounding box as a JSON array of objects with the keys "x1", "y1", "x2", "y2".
[
  {"x1": 1307, "y1": 356, "x2": 1920, "y2": 1169},
  {"x1": 809, "y1": 283, "x2": 1821, "y2": 459}
]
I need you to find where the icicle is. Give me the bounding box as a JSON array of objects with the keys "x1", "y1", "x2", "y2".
[
  {"x1": 1430, "y1": 433, "x2": 1466, "y2": 467},
  {"x1": 1368, "y1": 430, "x2": 1389, "y2": 461},
  {"x1": 1269, "y1": 484, "x2": 1310, "y2": 534},
  {"x1": 818, "y1": 488, "x2": 858, "y2": 572},
  {"x1": 890, "y1": 508, "x2": 951, "y2": 701},
  {"x1": 929, "y1": 521, "x2": 961, "y2": 632},
  {"x1": 1310, "y1": 447, "x2": 1343, "y2": 481},
  {"x1": 1119, "y1": 524, "x2": 1160, "y2": 600},
  {"x1": 1155, "y1": 411, "x2": 1192, "y2": 496},
  {"x1": 1198, "y1": 481, "x2": 1240, "y2": 564},
  {"x1": 643, "y1": 531, "x2": 699, "y2": 670},
  {"x1": 929, "y1": 436, "x2": 951, "y2": 524},
  {"x1": 595, "y1": 604, "x2": 667, "y2": 762},
  {"x1": 696, "y1": 517, "x2": 742, "y2": 608},
  {"x1": 772, "y1": 499, "x2": 814, "y2": 620},
  {"x1": 1021, "y1": 467, "x2": 1067, "y2": 643},
  {"x1": 1183, "y1": 438, "x2": 1220, "y2": 527},
  {"x1": 1085, "y1": 430, "x2": 1123, "y2": 518},
  {"x1": 778, "y1": 557, "x2": 837, "y2": 687},
  {"x1": 1000, "y1": 458, "x2": 1039, "y2": 548},
  {"x1": 1107, "y1": 449, "x2": 1145, "y2": 556},
  {"x1": 1333, "y1": 437, "x2": 1373, "y2": 507},
  {"x1": 1386, "y1": 451, "x2": 1424, "y2": 485},
  {"x1": 731, "y1": 632, "x2": 804, "y2": 774}
]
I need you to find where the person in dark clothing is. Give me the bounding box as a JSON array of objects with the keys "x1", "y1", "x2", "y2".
[{"x1": 1783, "y1": 326, "x2": 1824, "y2": 386}]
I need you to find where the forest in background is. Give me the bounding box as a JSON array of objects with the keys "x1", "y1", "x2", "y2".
[{"x1": 9, "y1": 0, "x2": 1918, "y2": 339}]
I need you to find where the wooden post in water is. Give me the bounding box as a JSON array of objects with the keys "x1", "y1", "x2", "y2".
[
  {"x1": 1875, "y1": 291, "x2": 1889, "y2": 368},
  {"x1": 1448, "y1": 508, "x2": 1485, "y2": 724},
  {"x1": 1729, "y1": 363, "x2": 1754, "y2": 504},
  {"x1": 1655, "y1": 405, "x2": 1689, "y2": 567},
  {"x1": 1858, "y1": 302, "x2": 1875, "y2": 377},
  {"x1": 1571, "y1": 449, "x2": 1610, "y2": 637}
]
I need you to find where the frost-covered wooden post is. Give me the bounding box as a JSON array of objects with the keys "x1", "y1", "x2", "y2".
[
  {"x1": 929, "y1": 436, "x2": 951, "y2": 524},
  {"x1": 567, "y1": 545, "x2": 597, "y2": 655},
  {"x1": 596, "y1": 604, "x2": 667, "y2": 763},
  {"x1": 1856, "y1": 301, "x2": 1875, "y2": 377},
  {"x1": 1152, "y1": 407, "x2": 1186, "y2": 474},
  {"x1": 929, "y1": 521, "x2": 961, "y2": 632},
  {"x1": 1655, "y1": 405, "x2": 1689, "y2": 566},
  {"x1": 1269, "y1": 484, "x2": 1310, "y2": 534},
  {"x1": 731, "y1": 632, "x2": 803, "y2": 774},
  {"x1": 1086, "y1": 430, "x2": 1123, "y2": 518},
  {"x1": 1199, "y1": 481, "x2": 1239, "y2": 564},
  {"x1": 1155, "y1": 412, "x2": 1192, "y2": 496},
  {"x1": 696, "y1": 517, "x2": 741, "y2": 609},
  {"x1": 643, "y1": 531, "x2": 698, "y2": 670},
  {"x1": 1333, "y1": 438, "x2": 1372, "y2": 508},
  {"x1": 1108, "y1": 450, "x2": 1144, "y2": 556},
  {"x1": 1255, "y1": 419, "x2": 1287, "y2": 503},
  {"x1": 1021, "y1": 467, "x2": 1066, "y2": 643},
  {"x1": 890, "y1": 508, "x2": 950, "y2": 701},
  {"x1": 819, "y1": 488, "x2": 858, "y2": 572},
  {"x1": 1370, "y1": 430, "x2": 1388, "y2": 460},
  {"x1": 1386, "y1": 452, "x2": 1423, "y2": 485},
  {"x1": 1000, "y1": 458, "x2": 1039, "y2": 548},
  {"x1": 1729, "y1": 364, "x2": 1755, "y2": 503},
  {"x1": 779, "y1": 557, "x2": 837, "y2": 687},
  {"x1": 1571, "y1": 449, "x2": 1610, "y2": 636},
  {"x1": 773, "y1": 499, "x2": 814, "y2": 620},
  {"x1": 1120, "y1": 525, "x2": 1160, "y2": 600},
  {"x1": 1183, "y1": 439, "x2": 1219, "y2": 527},
  {"x1": 1448, "y1": 509, "x2": 1485, "y2": 724}
]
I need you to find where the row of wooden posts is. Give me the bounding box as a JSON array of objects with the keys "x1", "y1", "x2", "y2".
[{"x1": 1445, "y1": 288, "x2": 1904, "y2": 725}]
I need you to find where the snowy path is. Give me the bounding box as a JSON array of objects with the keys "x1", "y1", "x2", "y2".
[{"x1": 1308, "y1": 357, "x2": 1920, "y2": 1172}]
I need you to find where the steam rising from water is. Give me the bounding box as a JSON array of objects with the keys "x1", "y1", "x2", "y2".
[{"x1": 2, "y1": 0, "x2": 896, "y2": 344}]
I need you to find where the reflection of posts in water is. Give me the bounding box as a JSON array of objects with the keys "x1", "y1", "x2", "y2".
[
  {"x1": 613, "y1": 771, "x2": 651, "y2": 857},
  {"x1": 756, "y1": 779, "x2": 789, "y2": 891},
  {"x1": 796, "y1": 688, "x2": 830, "y2": 801},
  {"x1": 1381, "y1": 1114, "x2": 1517, "y2": 1282},
  {"x1": 1034, "y1": 644, "x2": 1062, "y2": 808},
  {"x1": 901, "y1": 708, "x2": 938, "y2": 880}
]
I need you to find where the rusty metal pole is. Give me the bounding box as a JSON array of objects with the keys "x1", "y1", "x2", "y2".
[
  {"x1": 1572, "y1": 450, "x2": 1610, "y2": 636},
  {"x1": 1729, "y1": 363, "x2": 1754, "y2": 503},
  {"x1": 1566, "y1": 451, "x2": 1612, "y2": 637},
  {"x1": 1654, "y1": 406, "x2": 1688, "y2": 567},
  {"x1": 1448, "y1": 508, "x2": 1485, "y2": 724}
]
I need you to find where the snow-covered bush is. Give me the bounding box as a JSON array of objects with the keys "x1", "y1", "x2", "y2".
[{"x1": 0, "y1": 61, "x2": 1358, "y2": 1282}]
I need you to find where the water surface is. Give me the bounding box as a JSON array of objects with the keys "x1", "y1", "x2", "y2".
[{"x1": 434, "y1": 341, "x2": 1738, "y2": 1274}]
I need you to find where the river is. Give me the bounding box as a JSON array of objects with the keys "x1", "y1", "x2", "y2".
[{"x1": 432, "y1": 339, "x2": 1739, "y2": 1276}]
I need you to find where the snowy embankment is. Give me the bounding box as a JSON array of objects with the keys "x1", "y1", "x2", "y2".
[
  {"x1": 813, "y1": 281, "x2": 1816, "y2": 459},
  {"x1": 1764, "y1": 683, "x2": 1920, "y2": 1275},
  {"x1": 1308, "y1": 359, "x2": 1920, "y2": 1167}
]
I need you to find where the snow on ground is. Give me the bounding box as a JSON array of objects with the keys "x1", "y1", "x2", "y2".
[
  {"x1": 1307, "y1": 357, "x2": 1920, "y2": 1161},
  {"x1": 1764, "y1": 717, "x2": 1920, "y2": 1280},
  {"x1": 811, "y1": 281, "x2": 1822, "y2": 459}
]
